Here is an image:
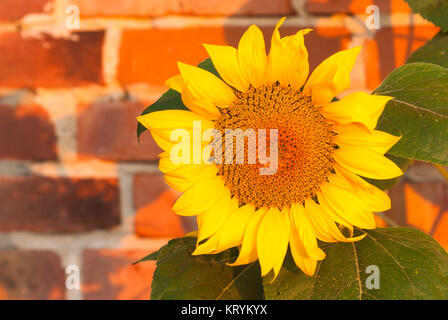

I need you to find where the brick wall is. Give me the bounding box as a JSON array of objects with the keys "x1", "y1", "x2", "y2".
[{"x1": 0, "y1": 0, "x2": 445, "y2": 300}]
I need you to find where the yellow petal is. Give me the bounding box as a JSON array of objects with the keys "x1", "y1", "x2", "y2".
[
  {"x1": 203, "y1": 44, "x2": 249, "y2": 92},
  {"x1": 192, "y1": 236, "x2": 219, "y2": 255},
  {"x1": 184, "y1": 230, "x2": 198, "y2": 237},
  {"x1": 289, "y1": 231, "x2": 318, "y2": 276},
  {"x1": 180, "y1": 84, "x2": 219, "y2": 119},
  {"x1": 211, "y1": 203, "x2": 255, "y2": 254},
  {"x1": 322, "y1": 92, "x2": 394, "y2": 130},
  {"x1": 319, "y1": 177, "x2": 377, "y2": 229},
  {"x1": 290, "y1": 203, "x2": 325, "y2": 260},
  {"x1": 315, "y1": 191, "x2": 353, "y2": 230},
  {"x1": 177, "y1": 62, "x2": 236, "y2": 118},
  {"x1": 267, "y1": 17, "x2": 311, "y2": 89},
  {"x1": 137, "y1": 109, "x2": 214, "y2": 135},
  {"x1": 138, "y1": 110, "x2": 215, "y2": 157},
  {"x1": 164, "y1": 164, "x2": 218, "y2": 192},
  {"x1": 333, "y1": 163, "x2": 391, "y2": 212},
  {"x1": 230, "y1": 208, "x2": 266, "y2": 266},
  {"x1": 159, "y1": 154, "x2": 179, "y2": 174},
  {"x1": 172, "y1": 173, "x2": 225, "y2": 216},
  {"x1": 197, "y1": 189, "x2": 236, "y2": 242},
  {"x1": 257, "y1": 207, "x2": 290, "y2": 277},
  {"x1": 238, "y1": 25, "x2": 268, "y2": 88},
  {"x1": 304, "y1": 46, "x2": 361, "y2": 106},
  {"x1": 304, "y1": 198, "x2": 366, "y2": 243},
  {"x1": 266, "y1": 18, "x2": 285, "y2": 85},
  {"x1": 334, "y1": 146, "x2": 403, "y2": 180},
  {"x1": 283, "y1": 30, "x2": 311, "y2": 89},
  {"x1": 165, "y1": 74, "x2": 184, "y2": 93},
  {"x1": 334, "y1": 123, "x2": 401, "y2": 155}
]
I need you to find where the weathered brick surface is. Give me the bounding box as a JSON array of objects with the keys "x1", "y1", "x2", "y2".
[
  {"x1": 70, "y1": 0, "x2": 293, "y2": 17},
  {"x1": 0, "y1": 176, "x2": 120, "y2": 233},
  {"x1": 77, "y1": 100, "x2": 161, "y2": 161},
  {"x1": 307, "y1": 0, "x2": 411, "y2": 14},
  {"x1": 0, "y1": 32, "x2": 104, "y2": 87},
  {"x1": 0, "y1": 103, "x2": 57, "y2": 160},
  {"x1": 0, "y1": 250, "x2": 65, "y2": 300},
  {"x1": 0, "y1": 0, "x2": 53, "y2": 21},
  {"x1": 388, "y1": 181, "x2": 448, "y2": 250},
  {"x1": 364, "y1": 25, "x2": 440, "y2": 89},
  {"x1": 82, "y1": 249, "x2": 158, "y2": 300},
  {"x1": 118, "y1": 25, "x2": 350, "y2": 86},
  {"x1": 133, "y1": 173, "x2": 187, "y2": 238}
]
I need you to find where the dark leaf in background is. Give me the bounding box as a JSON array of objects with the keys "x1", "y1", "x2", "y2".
[
  {"x1": 264, "y1": 227, "x2": 448, "y2": 300},
  {"x1": 405, "y1": 0, "x2": 448, "y2": 32},
  {"x1": 374, "y1": 62, "x2": 448, "y2": 165},
  {"x1": 407, "y1": 31, "x2": 448, "y2": 68},
  {"x1": 151, "y1": 237, "x2": 264, "y2": 300}
]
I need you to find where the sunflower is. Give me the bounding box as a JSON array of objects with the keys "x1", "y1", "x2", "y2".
[{"x1": 137, "y1": 17, "x2": 402, "y2": 278}]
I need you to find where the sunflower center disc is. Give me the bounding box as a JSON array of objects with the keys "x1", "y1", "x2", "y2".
[{"x1": 214, "y1": 83, "x2": 336, "y2": 209}]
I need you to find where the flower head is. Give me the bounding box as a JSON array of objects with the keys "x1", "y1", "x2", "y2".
[{"x1": 138, "y1": 18, "x2": 402, "y2": 278}]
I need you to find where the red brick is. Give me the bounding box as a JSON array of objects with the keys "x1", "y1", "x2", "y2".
[
  {"x1": 388, "y1": 181, "x2": 448, "y2": 250},
  {"x1": 0, "y1": 102, "x2": 57, "y2": 160},
  {"x1": 0, "y1": 250, "x2": 65, "y2": 300},
  {"x1": 364, "y1": 25, "x2": 440, "y2": 89},
  {"x1": 0, "y1": 176, "x2": 120, "y2": 233},
  {"x1": 133, "y1": 173, "x2": 187, "y2": 238},
  {"x1": 0, "y1": 0, "x2": 53, "y2": 21},
  {"x1": 0, "y1": 31, "x2": 104, "y2": 87},
  {"x1": 70, "y1": 0, "x2": 293, "y2": 17},
  {"x1": 77, "y1": 100, "x2": 161, "y2": 161},
  {"x1": 82, "y1": 249, "x2": 158, "y2": 300},
  {"x1": 307, "y1": 0, "x2": 411, "y2": 14},
  {"x1": 118, "y1": 25, "x2": 350, "y2": 86}
]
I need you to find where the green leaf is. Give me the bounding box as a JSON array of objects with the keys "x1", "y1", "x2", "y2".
[
  {"x1": 405, "y1": 0, "x2": 448, "y2": 31},
  {"x1": 136, "y1": 58, "x2": 219, "y2": 141},
  {"x1": 374, "y1": 62, "x2": 448, "y2": 165},
  {"x1": 136, "y1": 89, "x2": 187, "y2": 141},
  {"x1": 198, "y1": 57, "x2": 219, "y2": 77},
  {"x1": 264, "y1": 227, "x2": 448, "y2": 300},
  {"x1": 407, "y1": 32, "x2": 448, "y2": 68},
  {"x1": 133, "y1": 249, "x2": 161, "y2": 265},
  {"x1": 365, "y1": 155, "x2": 412, "y2": 190},
  {"x1": 151, "y1": 237, "x2": 264, "y2": 300}
]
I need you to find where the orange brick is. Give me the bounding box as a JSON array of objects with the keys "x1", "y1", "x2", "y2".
[
  {"x1": 0, "y1": 176, "x2": 120, "y2": 233},
  {"x1": 388, "y1": 181, "x2": 448, "y2": 251},
  {"x1": 307, "y1": 0, "x2": 411, "y2": 14},
  {"x1": 133, "y1": 173, "x2": 187, "y2": 238},
  {"x1": 404, "y1": 183, "x2": 443, "y2": 233},
  {"x1": 374, "y1": 214, "x2": 388, "y2": 227},
  {"x1": 364, "y1": 25, "x2": 440, "y2": 89},
  {"x1": 0, "y1": 31, "x2": 104, "y2": 87},
  {"x1": 77, "y1": 100, "x2": 161, "y2": 161},
  {"x1": 433, "y1": 213, "x2": 448, "y2": 251},
  {"x1": 82, "y1": 249, "x2": 158, "y2": 300},
  {"x1": 0, "y1": 101, "x2": 57, "y2": 160},
  {"x1": 0, "y1": 250, "x2": 65, "y2": 300},
  {"x1": 118, "y1": 25, "x2": 350, "y2": 86},
  {"x1": 118, "y1": 27, "x2": 228, "y2": 86},
  {"x1": 0, "y1": 0, "x2": 53, "y2": 21},
  {"x1": 70, "y1": 0, "x2": 293, "y2": 17}
]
